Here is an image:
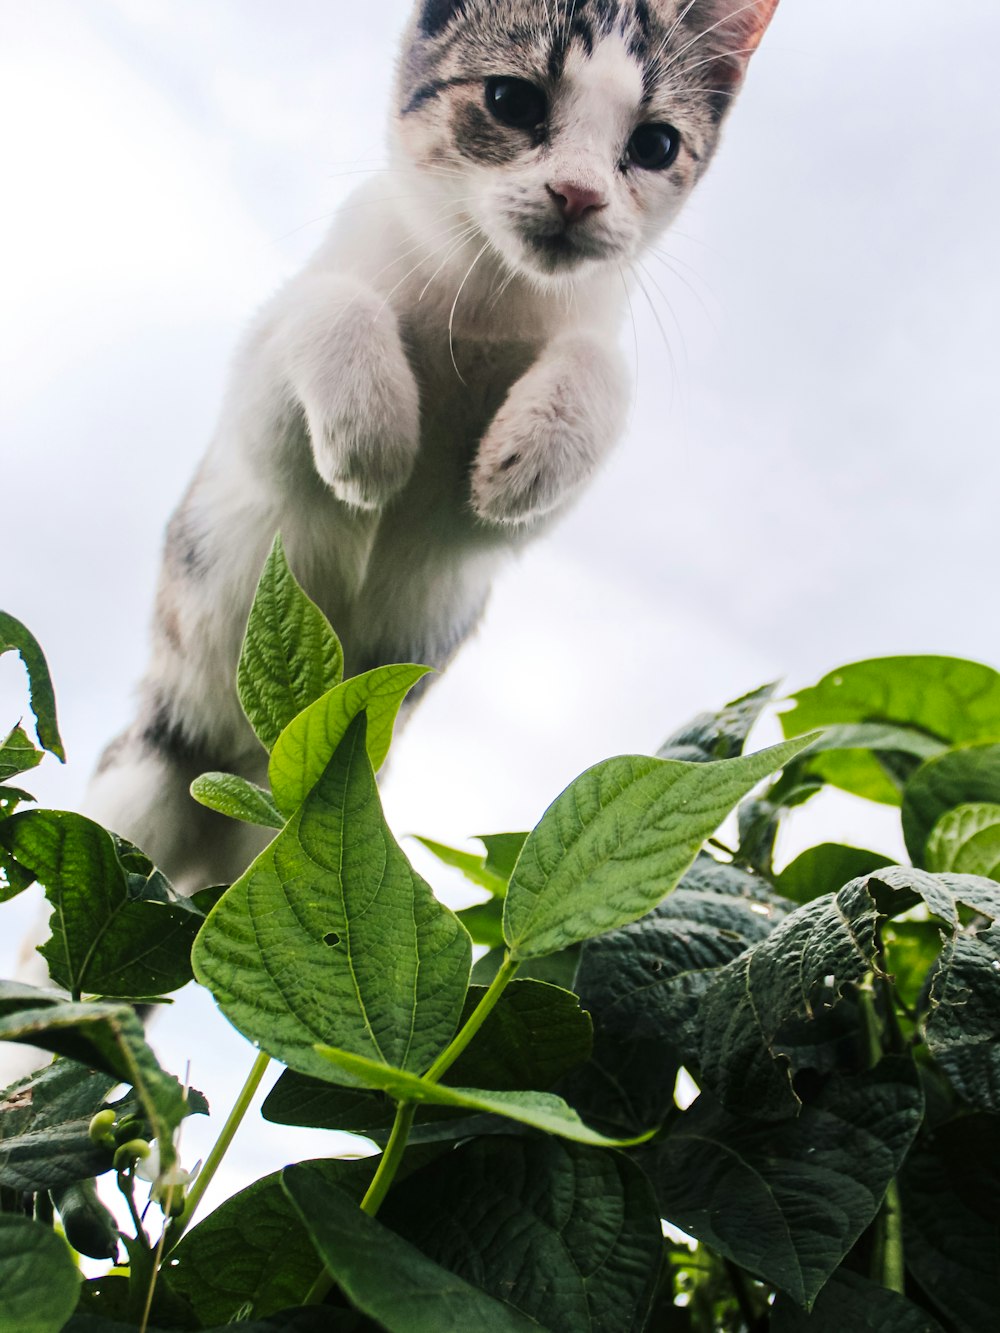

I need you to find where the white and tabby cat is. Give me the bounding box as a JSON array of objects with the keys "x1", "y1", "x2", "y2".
[{"x1": 84, "y1": 0, "x2": 780, "y2": 895}]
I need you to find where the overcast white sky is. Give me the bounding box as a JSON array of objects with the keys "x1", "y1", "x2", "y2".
[{"x1": 3, "y1": 0, "x2": 999, "y2": 1209}]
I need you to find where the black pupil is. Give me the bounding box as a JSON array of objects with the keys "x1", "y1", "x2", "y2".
[
  {"x1": 486, "y1": 78, "x2": 547, "y2": 130},
  {"x1": 628, "y1": 124, "x2": 680, "y2": 170}
]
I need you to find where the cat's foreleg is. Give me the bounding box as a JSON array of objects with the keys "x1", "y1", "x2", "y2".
[
  {"x1": 470, "y1": 333, "x2": 629, "y2": 526},
  {"x1": 279, "y1": 273, "x2": 421, "y2": 509}
]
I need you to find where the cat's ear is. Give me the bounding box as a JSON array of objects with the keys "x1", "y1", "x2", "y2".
[
  {"x1": 418, "y1": 0, "x2": 466, "y2": 38},
  {"x1": 696, "y1": 0, "x2": 780, "y2": 87}
]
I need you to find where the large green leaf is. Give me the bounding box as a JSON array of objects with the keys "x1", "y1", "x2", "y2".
[
  {"x1": 382, "y1": 1138, "x2": 663, "y2": 1333},
  {"x1": 777, "y1": 843, "x2": 895, "y2": 905},
  {"x1": 65, "y1": 1310, "x2": 339, "y2": 1333},
  {"x1": 169, "y1": 1157, "x2": 372, "y2": 1325},
  {"x1": 237, "y1": 534, "x2": 344, "y2": 752},
  {"x1": 314, "y1": 1044, "x2": 654, "y2": 1147},
  {"x1": 0, "y1": 1060, "x2": 116, "y2": 1191},
  {"x1": 901, "y1": 1114, "x2": 1000, "y2": 1333},
  {"x1": 189, "y1": 772, "x2": 284, "y2": 829},
  {"x1": 282, "y1": 1165, "x2": 544, "y2": 1331},
  {"x1": 645, "y1": 1059, "x2": 924, "y2": 1308},
  {"x1": 0, "y1": 810, "x2": 202, "y2": 997},
  {"x1": 503, "y1": 736, "x2": 813, "y2": 961},
  {"x1": 0, "y1": 1215, "x2": 80, "y2": 1333},
  {"x1": 268, "y1": 665, "x2": 430, "y2": 815},
  {"x1": 657, "y1": 683, "x2": 776, "y2": 762},
  {"x1": 902, "y1": 744, "x2": 1000, "y2": 864},
  {"x1": 0, "y1": 984, "x2": 191, "y2": 1174},
  {"x1": 925, "y1": 802, "x2": 1000, "y2": 878},
  {"x1": 193, "y1": 714, "x2": 471, "y2": 1083},
  {"x1": 264, "y1": 980, "x2": 592, "y2": 1135},
  {"x1": 770, "y1": 1269, "x2": 945, "y2": 1331},
  {"x1": 562, "y1": 856, "x2": 790, "y2": 1135},
  {"x1": 0, "y1": 724, "x2": 43, "y2": 782},
  {"x1": 0, "y1": 611, "x2": 65, "y2": 761},
  {"x1": 692, "y1": 877, "x2": 883, "y2": 1119}
]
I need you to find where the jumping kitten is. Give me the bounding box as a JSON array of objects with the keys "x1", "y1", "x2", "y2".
[{"x1": 85, "y1": 0, "x2": 781, "y2": 895}]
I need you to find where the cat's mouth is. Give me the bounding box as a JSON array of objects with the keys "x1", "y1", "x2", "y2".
[{"x1": 519, "y1": 224, "x2": 617, "y2": 276}]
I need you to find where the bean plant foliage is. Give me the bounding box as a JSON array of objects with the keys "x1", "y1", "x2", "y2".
[{"x1": 1, "y1": 542, "x2": 998, "y2": 1332}]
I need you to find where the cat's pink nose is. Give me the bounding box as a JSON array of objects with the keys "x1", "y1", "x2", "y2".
[{"x1": 547, "y1": 181, "x2": 607, "y2": 225}]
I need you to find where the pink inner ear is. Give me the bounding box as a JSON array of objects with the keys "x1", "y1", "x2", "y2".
[{"x1": 705, "y1": 0, "x2": 780, "y2": 84}]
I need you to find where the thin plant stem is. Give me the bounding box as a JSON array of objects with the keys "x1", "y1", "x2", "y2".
[
  {"x1": 360, "y1": 1100, "x2": 418, "y2": 1217},
  {"x1": 871, "y1": 1178, "x2": 906, "y2": 1295},
  {"x1": 166, "y1": 1049, "x2": 271, "y2": 1248},
  {"x1": 423, "y1": 952, "x2": 521, "y2": 1084}
]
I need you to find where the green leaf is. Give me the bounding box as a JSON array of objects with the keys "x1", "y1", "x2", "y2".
[
  {"x1": 0, "y1": 725, "x2": 43, "y2": 782},
  {"x1": 314, "y1": 1043, "x2": 653, "y2": 1147},
  {"x1": 382, "y1": 1138, "x2": 663, "y2": 1333},
  {"x1": 0, "y1": 1215, "x2": 80, "y2": 1332},
  {"x1": 193, "y1": 714, "x2": 471, "y2": 1083},
  {"x1": 503, "y1": 736, "x2": 813, "y2": 961},
  {"x1": 414, "y1": 836, "x2": 511, "y2": 897},
  {"x1": 190, "y1": 772, "x2": 284, "y2": 829},
  {"x1": 645, "y1": 1059, "x2": 925, "y2": 1308},
  {"x1": 263, "y1": 979, "x2": 591, "y2": 1135},
  {"x1": 563, "y1": 856, "x2": 790, "y2": 1134},
  {"x1": 169, "y1": 1157, "x2": 372, "y2": 1325},
  {"x1": 924, "y1": 922, "x2": 1000, "y2": 1111},
  {"x1": 692, "y1": 877, "x2": 883, "y2": 1118},
  {"x1": 902, "y1": 744, "x2": 1000, "y2": 864},
  {"x1": 237, "y1": 534, "x2": 344, "y2": 752},
  {"x1": 0, "y1": 1060, "x2": 116, "y2": 1191},
  {"x1": 0, "y1": 784, "x2": 34, "y2": 817},
  {"x1": 282, "y1": 1165, "x2": 544, "y2": 1331},
  {"x1": 781, "y1": 656, "x2": 1000, "y2": 805},
  {"x1": 924, "y1": 801, "x2": 1000, "y2": 879},
  {"x1": 777, "y1": 843, "x2": 896, "y2": 905},
  {"x1": 0, "y1": 810, "x2": 201, "y2": 997},
  {"x1": 268, "y1": 664, "x2": 430, "y2": 816},
  {"x1": 657, "y1": 683, "x2": 777, "y2": 762},
  {"x1": 456, "y1": 898, "x2": 505, "y2": 946},
  {"x1": 0, "y1": 611, "x2": 65, "y2": 761},
  {"x1": 0, "y1": 984, "x2": 191, "y2": 1175},
  {"x1": 901, "y1": 1114, "x2": 1000, "y2": 1333},
  {"x1": 65, "y1": 1312, "x2": 340, "y2": 1333},
  {"x1": 786, "y1": 723, "x2": 948, "y2": 807},
  {"x1": 771, "y1": 1269, "x2": 945, "y2": 1331}
]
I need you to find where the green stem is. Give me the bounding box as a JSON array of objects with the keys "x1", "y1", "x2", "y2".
[
  {"x1": 360, "y1": 1101, "x2": 417, "y2": 1216},
  {"x1": 166, "y1": 1049, "x2": 271, "y2": 1248},
  {"x1": 423, "y1": 952, "x2": 520, "y2": 1085},
  {"x1": 871, "y1": 1178, "x2": 906, "y2": 1294}
]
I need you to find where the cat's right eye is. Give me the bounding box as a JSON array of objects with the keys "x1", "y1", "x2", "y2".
[{"x1": 485, "y1": 77, "x2": 547, "y2": 131}]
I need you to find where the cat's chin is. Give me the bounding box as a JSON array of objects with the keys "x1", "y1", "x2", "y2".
[{"x1": 506, "y1": 229, "x2": 621, "y2": 284}]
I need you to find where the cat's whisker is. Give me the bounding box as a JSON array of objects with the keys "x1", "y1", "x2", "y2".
[
  {"x1": 659, "y1": 1, "x2": 766, "y2": 77},
  {"x1": 644, "y1": 246, "x2": 720, "y2": 330},
  {"x1": 418, "y1": 225, "x2": 484, "y2": 302},
  {"x1": 448, "y1": 240, "x2": 493, "y2": 386},
  {"x1": 374, "y1": 221, "x2": 481, "y2": 318},
  {"x1": 616, "y1": 265, "x2": 641, "y2": 421},
  {"x1": 633, "y1": 257, "x2": 689, "y2": 374}
]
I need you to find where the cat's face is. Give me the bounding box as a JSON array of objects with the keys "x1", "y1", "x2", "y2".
[{"x1": 395, "y1": 0, "x2": 778, "y2": 283}]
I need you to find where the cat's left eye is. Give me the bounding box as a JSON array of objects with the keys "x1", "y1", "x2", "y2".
[
  {"x1": 627, "y1": 123, "x2": 681, "y2": 171},
  {"x1": 485, "y1": 77, "x2": 547, "y2": 130}
]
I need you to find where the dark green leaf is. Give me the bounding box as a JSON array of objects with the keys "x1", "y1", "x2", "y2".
[
  {"x1": 503, "y1": 737, "x2": 813, "y2": 961},
  {"x1": 693, "y1": 878, "x2": 883, "y2": 1118},
  {"x1": 52, "y1": 1178, "x2": 120, "y2": 1260},
  {"x1": 657, "y1": 683, "x2": 777, "y2": 762},
  {"x1": 0, "y1": 611, "x2": 65, "y2": 761},
  {"x1": 237, "y1": 534, "x2": 344, "y2": 752},
  {"x1": 193, "y1": 714, "x2": 471, "y2": 1083},
  {"x1": 0, "y1": 1214, "x2": 80, "y2": 1332},
  {"x1": 282, "y1": 1165, "x2": 544, "y2": 1331},
  {"x1": 383, "y1": 1138, "x2": 663, "y2": 1333},
  {"x1": 65, "y1": 1313, "x2": 341, "y2": 1333},
  {"x1": 645, "y1": 1059, "x2": 924, "y2": 1308},
  {"x1": 0, "y1": 810, "x2": 200, "y2": 997},
  {"x1": 268, "y1": 664, "x2": 430, "y2": 815},
  {"x1": 771, "y1": 1269, "x2": 945, "y2": 1331},
  {"x1": 901, "y1": 1114, "x2": 1000, "y2": 1333},
  {"x1": 777, "y1": 843, "x2": 896, "y2": 905},
  {"x1": 0, "y1": 1060, "x2": 115, "y2": 1191},
  {"x1": 190, "y1": 772, "x2": 284, "y2": 829},
  {"x1": 169, "y1": 1157, "x2": 372, "y2": 1325},
  {"x1": 902, "y1": 744, "x2": 1000, "y2": 864},
  {"x1": 924, "y1": 801, "x2": 1000, "y2": 879},
  {"x1": 0, "y1": 984, "x2": 191, "y2": 1175},
  {"x1": 0, "y1": 725, "x2": 43, "y2": 782},
  {"x1": 563, "y1": 856, "x2": 789, "y2": 1134},
  {"x1": 925, "y1": 923, "x2": 1000, "y2": 1110}
]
